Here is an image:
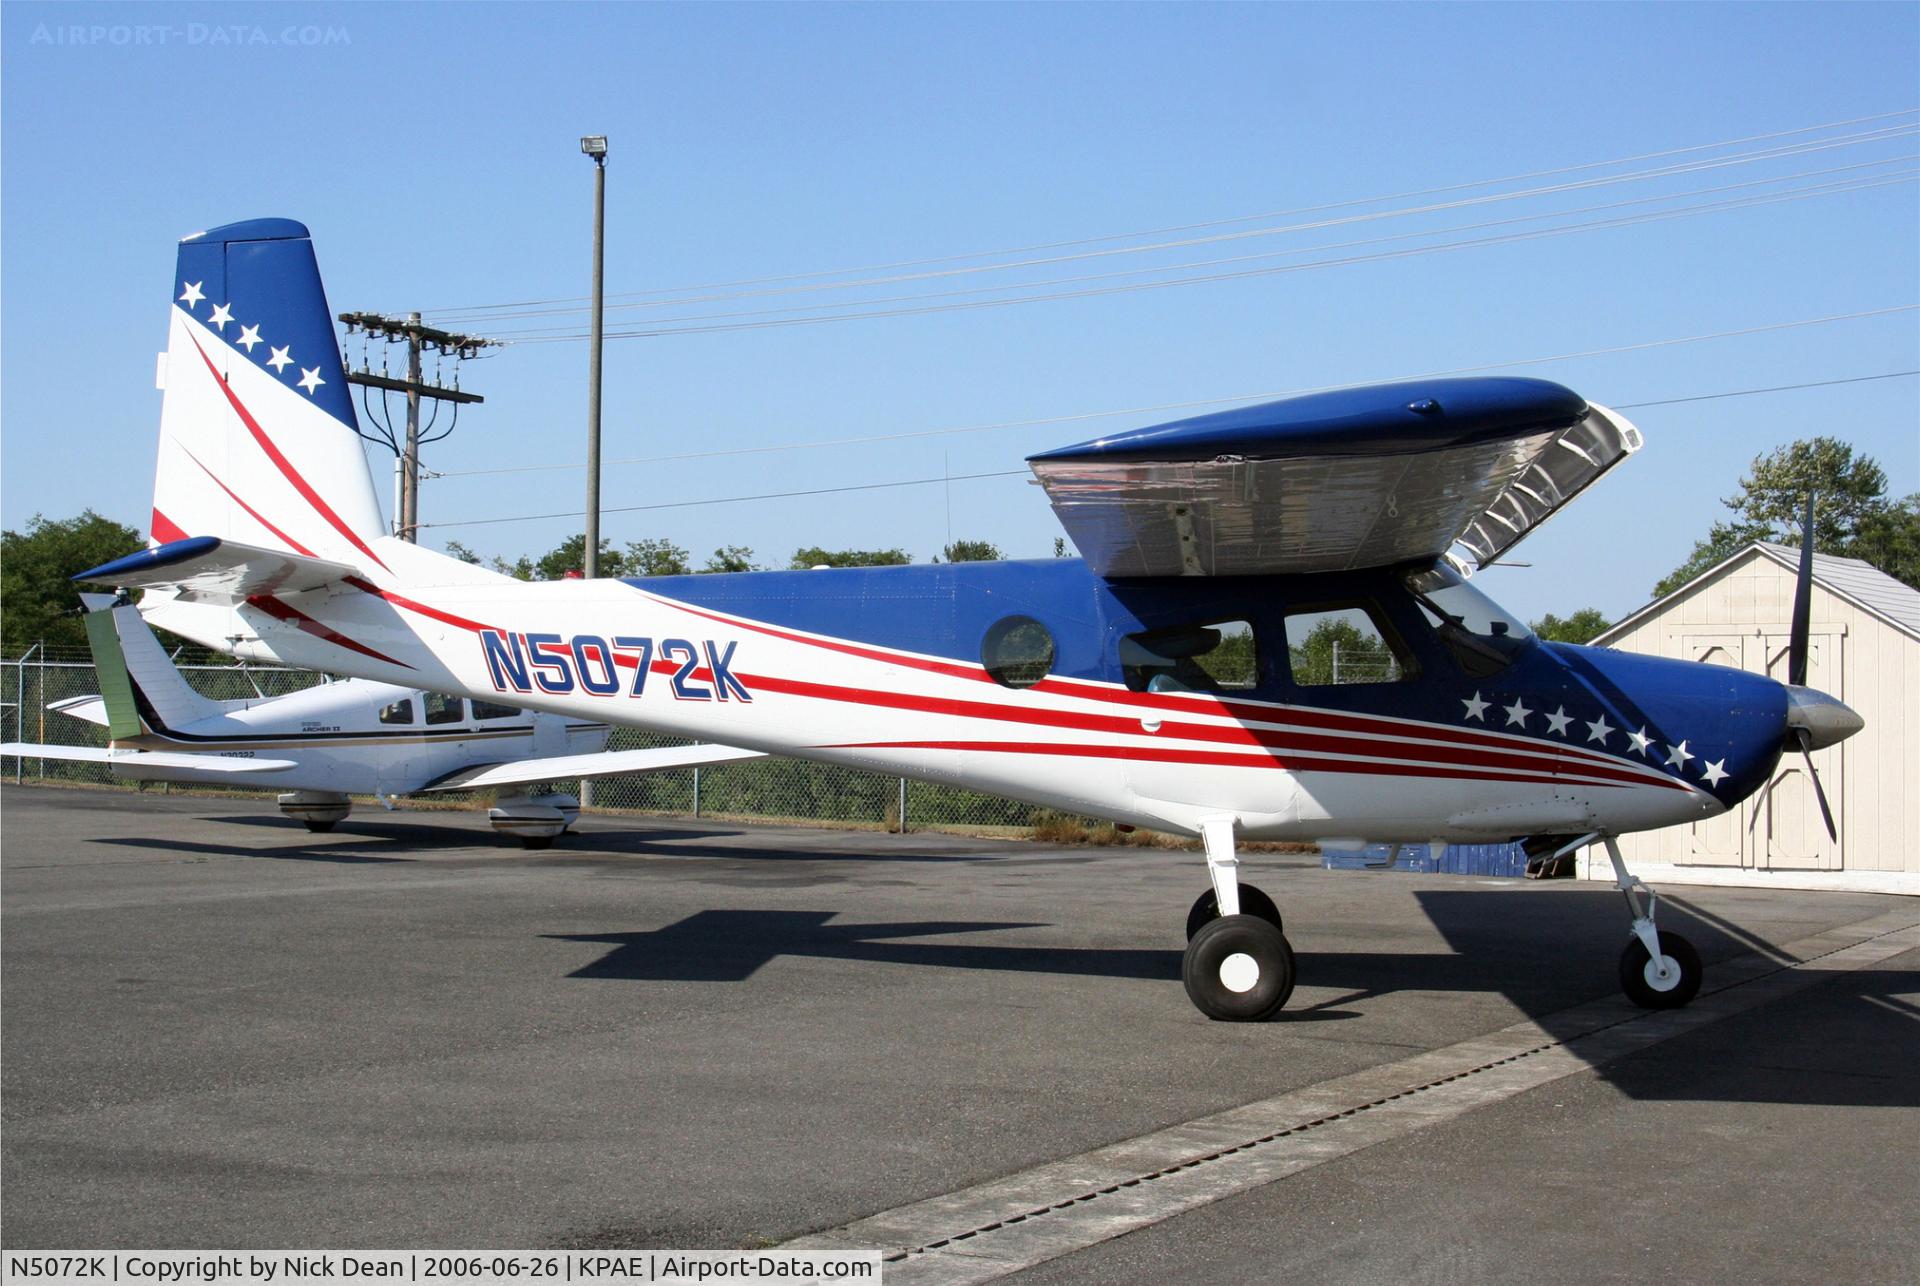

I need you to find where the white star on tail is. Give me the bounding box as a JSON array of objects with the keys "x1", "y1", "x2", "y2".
[
  {"x1": 1503, "y1": 698, "x2": 1532, "y2": 728},
  {"x1": 178, "y1": 281, "x2": 204, "y2": 307},
  {"x1": 1627, "y1": 727, "x2": 1653, "y2": 755},
  {"x1": 1701, "y1": 759, "x2": 1729, "y2": 787},
  {"x1": 1586, "y1": 715, "x2": 1614, "y2": 745},
  {"x1": 297, "y1": 366, "x2": 326, "y2": 395},
  {"x1": 1462, "y1": 691, "x2": 1489, "y2": 721},
  {"x1": 236, "y1": 324, "x2": 262, "y2": 352},
  {"x1": 1544, "y1": 707, "x2": 1572, "y2": 736},
  {"x1": 266, "y1": 345, "x2": 293, "y2": 372},
  {"x1": 1665, "y1": 740, "x2": 1694, "y2": 770},
  {"x1": 208, "y1": 302, "x2": 233, "y2": 330}
]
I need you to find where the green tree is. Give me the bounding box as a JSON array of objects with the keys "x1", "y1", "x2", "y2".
[
  {"x1": 1531, "y1": 608, "x2": 1611, "y2": 644},
  {"x1": 535, "y1": 534, "x2": 628, "y2": 581},
  {"x1": 443, "y1": 540, "x2": 483, "y2": 565},
  {"x1": 1849, "y1": 494, "x2": 1920, "y2": 589},
  {"x1": 625, "y1": 537, "x2": 691, "y2": 576},
  {"x1": 1287, "y1": 618, "x2": 1383, "y2": 686},
  {"x1": 700, "y1": 545, "x2": 757, "y2": 574},
  {"x1": 788, "y1": 546, "x2": 911, "y2": 569},
  {"x1": 2, "y1": 511, "x2": 143, "y2": 654},
  {"x1": 940, "y1": 539, "x2": 1003, "y2": 563},
  {"x1": 1654, "y1": 438, "x2": 1912, "y2": 597},
  {"x1": 491, "y1": 554, "x2": 536, "y2": 581}
]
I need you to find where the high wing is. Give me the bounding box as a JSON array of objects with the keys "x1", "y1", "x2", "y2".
[
  {"x1": 73, "y1": 536, "x2": 358, "y2": 603},
  {"x1": 0, "y1": 743, "x2": 299, "y2": 773},
  {"x1": 1028, "y1": 377, "x2": 1641, "y2": 577},
  {"x1": 417, "y1": 743, "x2": 770, "y2": 794}
]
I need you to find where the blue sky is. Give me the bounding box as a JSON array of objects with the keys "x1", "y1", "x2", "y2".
[{"x1": 3, "y1": 1, "x2": 1915, "y2": 626}]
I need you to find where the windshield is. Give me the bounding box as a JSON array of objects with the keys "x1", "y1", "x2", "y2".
[{"x1": 1404, "y1": 563, "x2": 1533, "y2": 676}]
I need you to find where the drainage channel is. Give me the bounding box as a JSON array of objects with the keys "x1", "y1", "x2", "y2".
[{"x1": 789, "y1": 910, "x2": 1920, "y2": 1286}]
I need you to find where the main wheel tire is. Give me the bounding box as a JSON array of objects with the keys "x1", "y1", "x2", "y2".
[
  {"x1": 1619, "y1": 929, "x2": 1702, "y2": 1009},
  {"x1": 1186, "y1": 884, "x2": 1282, "y2": 940},
  {"x1": 302, "y1": 820, "x2": 337, "y2": 834},
  {"x1": 518, "y1": 835, "x2": 556, "y2": 850},
  {"x1": 1183, "y1": 914, "x2": 1296, "y2": 1021}
]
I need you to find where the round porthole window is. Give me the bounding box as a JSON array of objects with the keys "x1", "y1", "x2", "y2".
[{"x1": 982, "y1": 614, "x2": 1055, "y2": 688}]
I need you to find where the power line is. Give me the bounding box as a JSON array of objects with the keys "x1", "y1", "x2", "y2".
[
  {"x1": 418, "y1": 369, "x2": 1920, "y2": 531},
  {"x1": 423, "y1": 107, "x2": 1919, "y2": 319},
  {"x1": 478, "y1": 155, "x2": 1918, "y2": 338},
  {"x1": 426, "y1": 304, "x2": 1920, "y2": 479},
  {"x1": 494, "y1": 169, "x2": 1919, "y2": 342}
]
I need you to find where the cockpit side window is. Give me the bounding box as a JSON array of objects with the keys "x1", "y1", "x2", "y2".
[
  {"x1": 377, "y1": 697, "x2": 416, "y2": 725},
  {"x1": 1121, "y1": 620, "x2": 1258, "y2": 693},
  {"x1": 1404, "y1": 563, "x2": 1534, "y2": 678},
  {"x1": 423, "y1": 692, "x2": 465, "y2": 725},
  {"x1": 1282, "y1": 603, "x2": 1414, "y2": 687}
]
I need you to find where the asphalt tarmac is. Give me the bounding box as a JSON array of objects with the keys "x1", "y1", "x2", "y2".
[{"x1": 3, "y1": 785, "x2": 1915, "y2": 1282}]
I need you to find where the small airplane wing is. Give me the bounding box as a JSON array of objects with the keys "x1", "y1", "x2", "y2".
[
  {"x1": 417, "y1": 743, "x2": 770, "y2": 793},
  {"x1": 1028, "y1": 377, "x2": 1641, "y2": 577},
  {"x1": 71, "y1": 536, "x2": 359, "y2": 603},
  {"x1": 0, "y1": 743, "x2": 299, "y2": 773}
]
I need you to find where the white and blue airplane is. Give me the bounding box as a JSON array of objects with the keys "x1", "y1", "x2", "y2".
[
  {"x1": 2, "y1": 595, "x2": 761, "y2": 845},
  {"x1": 76, "y1": 218, "x2": 1863, "y2": 1020}
]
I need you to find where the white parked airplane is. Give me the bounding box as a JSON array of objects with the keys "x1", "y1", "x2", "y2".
[
  {"x1": 1, "y1": 596, "x2": 762, "y2": 845},
  {"x1": 77, "y1": 218, "x2": 1863, "y2": 1019}
]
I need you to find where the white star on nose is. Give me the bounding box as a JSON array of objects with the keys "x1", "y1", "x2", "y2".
[
  {"x1": 208, "y1": 302, "x2": 233, "y2": 330},
  {"x1": 1544, "y1": 707, "x2": 1572, "y2": 736},
  {"x1": 1701, "y1": 759, "x2": 1729, "y2": 787},
  {"x1": 1627, "y1": 727, "x2": 1653, "y2": 755},
  {"x1": 1462, "y1": 691, "x2": 1489, "y2": 721},
  {"x1": 1503, "y1": 698, "x2": 1532, "y2": 728},
  {"x1": 297, "y1": 366, "x2": 326, "y2": 395},
  {"x1": 1665, "y1": 740, "x2": 1694, "y2": 770},
  {"x1": 236, "y1": 324, "x2": 263, "y2": 352},
  {"x1": 266, "y1": 345, "x2": 293, "y2": 373},
  {"x1": 178, "y1": 281, "x2": 204, "y2": 307},
  {"x1": 1586, "y1": 715, "x2": 1615, "y2": 745}
]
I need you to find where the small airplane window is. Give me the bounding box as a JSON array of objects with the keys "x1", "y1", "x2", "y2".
[
  {"x1": 1122, "y1": 620, "x2": 1258, "y2": 693},
  {"x1": 472, "y1": 700, "x2": 524, "y2": 721},
  {"x1": 1404, "y1": 563, "x2": 1533, "y2": 678},
  {"x1": 423, "y1": 692, "x2": 465, "y2": 725},
  {"x1": 377, "y1": 697, "x2": 416, "y2": 725},
  {"x1": 1284, "y1": 605, "x2": 1410, "y2": 686},
  {"x1": 982, "y1": 615, "x2": 1055, "y2": 688}
]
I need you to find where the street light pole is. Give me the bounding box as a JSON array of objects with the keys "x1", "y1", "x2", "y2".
[{"x1": 581, "y1": 134, "x2": 609, "y2": 580}]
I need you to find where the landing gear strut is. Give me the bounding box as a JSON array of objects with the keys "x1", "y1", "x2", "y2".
[
  {"x1": 1602, "y1": 836, "x2": 1702, "y2": 1009},
  {"x1": 1182, "y1": 815, "x2": 1296, "y2": 1021}
]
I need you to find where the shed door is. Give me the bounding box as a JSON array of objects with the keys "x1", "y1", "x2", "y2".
[{"x1": 1754, "y1": 630, "x2": 1845, "y2": 871}]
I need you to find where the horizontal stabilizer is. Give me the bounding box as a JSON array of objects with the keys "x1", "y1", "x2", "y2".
[
  {"x1": 72, "y1": 536, "x2": 358, "y2": 603},
  {"x1": 1029, "y1": 378, "x2": 1642, "y2": 577},
  {"x1": 420, "y1": 743, "x2": 769, "y2": 794},
  {"x1": 0, "y1": 743, "x2": 298, "y2": 774},
  {"x1": 47, "y1": 696, "x2": 109, "y2": 727}
]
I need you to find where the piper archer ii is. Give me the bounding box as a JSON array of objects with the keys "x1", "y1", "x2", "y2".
[
  {"x1": 75, "y1": 217, "x2": 1865, "y2": 1019},
  {"x1": 1, "y1": 596, "x2": 764, "y2": 845}
]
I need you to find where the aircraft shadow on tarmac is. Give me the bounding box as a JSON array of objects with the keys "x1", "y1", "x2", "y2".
[
  {"x1": 547, "y1": 895, "x2": 1920, "y2": 1106},
  {"x1": 99, "y1": 832, "x2": 420, "y2": 864}
]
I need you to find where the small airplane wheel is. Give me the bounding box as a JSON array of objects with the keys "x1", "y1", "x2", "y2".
[
  {"x1": 518, "y1": 834, "x2": 556, "y2": 850},
  {"x1": 1183, "y1": 914, "x2": 1295, "y2": 1022},
  {"x1": 1619, "y1": 929, "x2": 1702, "y2": 1010},
  {"x1": 302, "y1": 820, "x2": 337, "y2": 834},
  {"x1": 1186, "y1": 884, "x2": 1282, "y2": 940}
]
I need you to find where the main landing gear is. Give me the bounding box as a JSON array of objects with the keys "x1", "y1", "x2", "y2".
[
  {"x1": 1602, "y1": 836, "x2": 1702, "y2": 1009},
  {"x1": 1182, "y1": 816, "x2": 1296, "y2": 1022}
]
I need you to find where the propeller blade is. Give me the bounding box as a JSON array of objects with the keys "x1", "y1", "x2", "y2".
[
  {"x1": 1746, "y1": 769, "x2": 1781, "y2": 833},
  {"x1": 1789, "y1": 493, "x2": 1814, "y2": 687},
  {"x1": 1795, "y1": 726, "x2": 1838, "y2": 843}
]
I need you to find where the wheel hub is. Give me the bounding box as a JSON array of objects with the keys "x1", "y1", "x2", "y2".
[
  {"x1": 1643, "y1": 955, "x2": 1680, "y2": 991},
  {"x1": 1218, "y1": 952, "x2": 1260, "y2": 993}
]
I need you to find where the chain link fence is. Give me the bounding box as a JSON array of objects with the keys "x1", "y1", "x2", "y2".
[{"x1": 1, "y1": 651, "x2": 1074, "y2": 834}]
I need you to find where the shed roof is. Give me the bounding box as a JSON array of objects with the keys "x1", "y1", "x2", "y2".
[{"x1": 1595, "y1": 542, "x2": 1920, "y2": 647}]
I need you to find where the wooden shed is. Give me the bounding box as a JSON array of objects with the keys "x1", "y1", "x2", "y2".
[{"x1": 1580, "y1": 542, "x2": 1919, "y2": 894}]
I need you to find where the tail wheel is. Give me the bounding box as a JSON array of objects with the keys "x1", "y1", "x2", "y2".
[
  {"x1": 1183, "y1": 914, "x2": 1295, "y2": 1021},
  {"x1": 1187, "y1": 884, "x2": 1282, "y2": 940},
  {"x1": 1619, "y1": 930, "x2": 1702, "y2": 1009}
]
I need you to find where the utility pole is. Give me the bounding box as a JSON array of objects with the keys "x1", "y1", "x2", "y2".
[
  {"x1": 338, "y1": 312, "x2": 496, "y2": 541},
  {"x1": 581, "y1": 133, "x2": 609, "y2": 578}
]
